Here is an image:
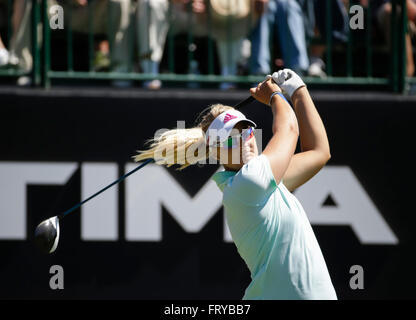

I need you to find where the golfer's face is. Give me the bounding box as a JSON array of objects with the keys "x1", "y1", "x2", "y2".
[{"x1": 217, "y1": 122, "x2": 253, "y2": 166}]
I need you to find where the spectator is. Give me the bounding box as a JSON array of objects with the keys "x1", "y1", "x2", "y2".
[
  {"x1": 308, "y1": 0, "x2": 349, "y2": 77},
  {"x1": 2, "y1": 0, "x2": 32, "y2": 85},
  {"x1": 249, "y1": 0, "x2": 314, "y2": 76},
  {"x1": 136, "y1": 0, "x2": 260, "y2": 90},
  {"x1": 0, "y1": 1, "x2": 11, "y2": 67},
  {"x1": 5, "y1": 0, "x2": 133, "y2": 86},
  {"x1": 375, "y1": 0, "x2": 416, "y2": 76},
  {"x1": 0, "y1": 35, "x2": 9, "y2": 67}
]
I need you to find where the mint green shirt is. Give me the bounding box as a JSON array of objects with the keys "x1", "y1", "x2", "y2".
[{"x1": 212, "y1": 154, "x2": 337, "y2": 300}]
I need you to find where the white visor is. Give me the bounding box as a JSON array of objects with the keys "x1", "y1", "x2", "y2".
[{"x1": 205, "y1": 109, "x2": 256, "y2": 146}]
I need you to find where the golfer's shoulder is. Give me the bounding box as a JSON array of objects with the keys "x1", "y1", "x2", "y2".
[
  {"x1": 230, "y1": 155, "x2": 278, "y2": 201},
  {"x1": 239, "y1": 154, "x2": 275, "y2": 183}
]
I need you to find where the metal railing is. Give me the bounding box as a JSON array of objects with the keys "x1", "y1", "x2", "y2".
[{"x1": 0, "y1": 0, "x2": 412, "y2": 92}]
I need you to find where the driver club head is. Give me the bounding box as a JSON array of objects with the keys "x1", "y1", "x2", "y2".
[{"x1": 34, "y1": 216, "x2": 60, "y2": 254}]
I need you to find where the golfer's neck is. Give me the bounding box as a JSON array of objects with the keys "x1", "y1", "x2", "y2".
[{"x1": 223, "y1": 163, "x2": 243, "y2": 172}]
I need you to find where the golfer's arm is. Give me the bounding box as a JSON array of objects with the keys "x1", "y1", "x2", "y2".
[
  {"x1": 282, "y1": 87, "x2": 331, "y2": 192},
  {"x1": 262, "y1": 95, "x2": 299, "y2": 185}
]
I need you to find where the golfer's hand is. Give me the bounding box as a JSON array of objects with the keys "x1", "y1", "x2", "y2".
[
  {"x1": 250, "y1": 78, "x2": 282, "y2": 106},
  {"x1": 269, "y1": 69, "x2": 306, "y2": 100}
]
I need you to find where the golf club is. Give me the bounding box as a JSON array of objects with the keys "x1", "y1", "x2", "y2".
[{"x1": 34, "y1": 95, "x2": 256, "y2": 254}]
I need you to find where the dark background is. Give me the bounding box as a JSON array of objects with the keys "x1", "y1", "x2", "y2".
[{"x1": 0, "y1": 87, "x2": 415, "y2": 299}]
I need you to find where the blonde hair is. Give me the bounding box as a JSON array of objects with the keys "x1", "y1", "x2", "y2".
[{"x1": 133, "y1": 104, "x2": 234, "y2": 170}]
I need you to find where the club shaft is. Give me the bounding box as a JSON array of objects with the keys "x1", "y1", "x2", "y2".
[
  {"x1": 234, "y1": 96, "x2": 254, "y2": 110},
  {"x1": 59, "y1": 158, "x2": 154, "y2": 219}
]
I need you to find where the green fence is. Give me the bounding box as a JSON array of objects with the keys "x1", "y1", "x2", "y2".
[{"x1": 0, "y1": 0, "x2": 413, "y2": 92}]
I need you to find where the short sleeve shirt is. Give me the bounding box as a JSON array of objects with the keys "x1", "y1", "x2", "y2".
[{"x1": 212, "y1": 154, "x2": 337, "y2": 300}]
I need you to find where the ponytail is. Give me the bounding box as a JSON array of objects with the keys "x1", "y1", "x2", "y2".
[{"x1": 133, "y1": 104, "x2": 234, "y2": 170}]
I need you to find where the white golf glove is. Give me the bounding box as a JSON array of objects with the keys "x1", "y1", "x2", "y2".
[{"x1": 267, "y1": 69, "x2": 306, "y2": 99}]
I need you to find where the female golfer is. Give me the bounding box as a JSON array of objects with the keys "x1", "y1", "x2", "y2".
[{"x1": 135, "y1": 69, "x2": 337, "y2": 300}]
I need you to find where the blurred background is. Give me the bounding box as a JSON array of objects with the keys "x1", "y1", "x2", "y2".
[{"x1": 0, "y1": 0, "x2": 416, "y2": 299}]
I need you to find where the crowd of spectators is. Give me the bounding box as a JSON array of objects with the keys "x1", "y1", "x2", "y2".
[{"x1": 0, "y1": 0, "x2": 415, "y2": 89}]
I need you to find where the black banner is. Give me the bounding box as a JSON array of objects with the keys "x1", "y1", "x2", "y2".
[{"x1": 0, "y1": 88, "x2": 415, "y2": 300}]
